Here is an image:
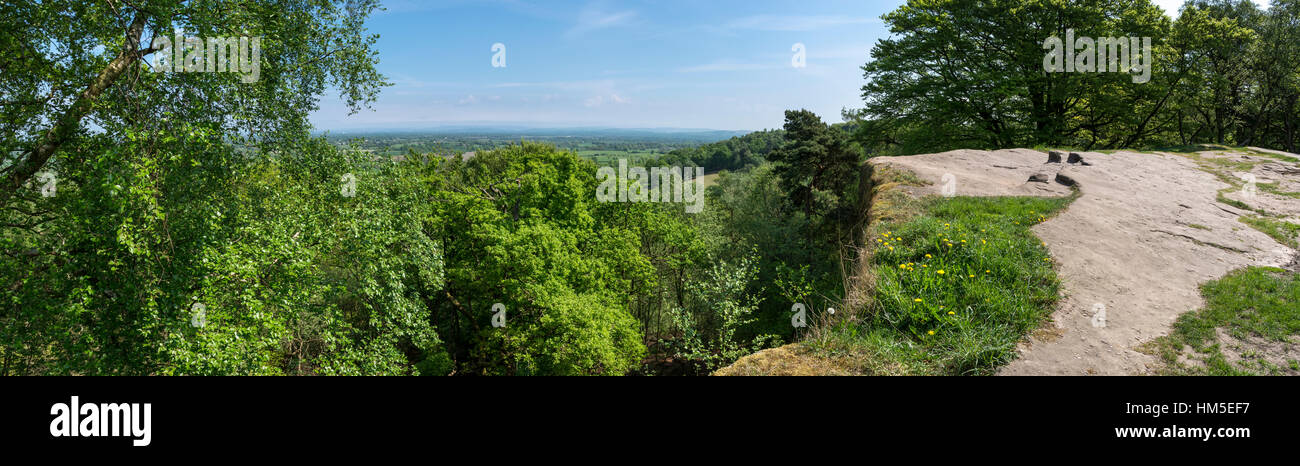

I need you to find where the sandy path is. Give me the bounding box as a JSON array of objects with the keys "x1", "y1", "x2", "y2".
[{"x1": 871, "y1": 149, "x2": 1297, "y2": 375}]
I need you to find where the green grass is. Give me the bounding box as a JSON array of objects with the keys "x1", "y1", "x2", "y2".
[
  {"x1": 808, "y1": 194, "x2": 1076, "y2": 375},
  {"x1": 1258, "y1": 182, "x2": 1300, "y2": 199},
  {"x1": 1146, "y1": 267, "x2": 1300, "y2": 376},
  {"x1": 1240, "y1": 216, "x2": 1300, "y2": 249}
]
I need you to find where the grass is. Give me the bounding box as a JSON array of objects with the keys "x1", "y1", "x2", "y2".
[
  {"x1": 807, "y1": 193, "x2": 1076, "y2": 375},
  {"x1": 1258, "y1": 182, "x2": 1300, "y2": 199},
  {"x1": 1145, "y1": 267, "x2": 1300, "y2": 376},
  {"x1": 1166, "y1": 148, "x2": 1288, "y2": 217},
  {"x1": 1239, "y1": 216, "x2": 1300, "y2": 249}
]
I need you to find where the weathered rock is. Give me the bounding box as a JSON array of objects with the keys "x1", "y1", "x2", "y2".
[
  {"x1": 1028, "y1": 172, "x2": 1053, "y2": 183},
  {"x1": 1048, "y1": 151, "x2": 1065, "y2": 163},
  {"x1": 1067, "y1": 152, "x2": 1085, "y2": 164}
]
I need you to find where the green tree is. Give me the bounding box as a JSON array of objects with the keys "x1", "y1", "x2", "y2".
[
  {"x1": 857, "y1": 0, "x2": 1170, "y2": 151},
  {"x1": 0, "y1": 0, "x2": 395, "y2": 375},
  {"x1": 766, "y1": 109, "x2": 860, "y2": 239}
]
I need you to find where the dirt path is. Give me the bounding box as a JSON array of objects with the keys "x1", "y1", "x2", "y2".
[{"x1": 871, "y1": 148, "x2": 1298, "y2": 375}]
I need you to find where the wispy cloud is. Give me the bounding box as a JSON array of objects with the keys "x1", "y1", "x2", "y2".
[
  {"x1": 566, "y1": 6, "x2": 637, "y2": 38},
  {"x1": 584, "y1": 93, "x2": 629, "y2": 107},
  {"x1": 724, "y1": 14, "x2": 878, "y2": 32}
]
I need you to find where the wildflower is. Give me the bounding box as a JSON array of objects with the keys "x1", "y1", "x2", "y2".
[
  {"x1": 937, "y1": 270, "x2": 945, "y2": 275},
  {"x1": 968, "y1": 274, "x2": 975, "y2": 278},
  {"x1": 985, "y1": 270, "x2": 990, "y2": 273},
  {"x1": 925, "y1": 254, "x2": 932, "y2": 259},
  {"x1": 948, "y1": 311, "x2": 955, "y2": 315},
  {"x1": 927, "y1": 330, "x2": 935, "y2": 335},
  {"x1": 914, "y1": 298, "x2": 923, "y2": 302}
]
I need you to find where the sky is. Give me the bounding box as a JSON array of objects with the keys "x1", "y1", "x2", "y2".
[{"x1": 309, "y1": 0, "x2": 1271, "y2": 133}]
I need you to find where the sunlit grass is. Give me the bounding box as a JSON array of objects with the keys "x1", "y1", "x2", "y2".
[
  {"x1": 1240, "y1": 216, "x2": 1300, "y2": 249},
  {"x1": 810, "y1": 194, "x2": 1075, "y2": 375},
  {"x1": 1146, "y1": 267, "x2": 1300, "y2": 376}
]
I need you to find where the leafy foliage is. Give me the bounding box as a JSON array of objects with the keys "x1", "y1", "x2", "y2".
[{"x1": 855, "y1": 0, "x2": 1300, "y2": 153}]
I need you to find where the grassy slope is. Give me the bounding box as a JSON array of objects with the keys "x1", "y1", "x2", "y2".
[{"x1": 806, "y1": 191, "x2": 1075, "y2": 375}]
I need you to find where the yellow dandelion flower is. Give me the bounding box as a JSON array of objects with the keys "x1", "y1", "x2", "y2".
[
  {"x1": 927, "y1": 330, "x2": 935, "y2": 335},
  {"x1": 948, "y1": 311, "x2": 955, "y2": 315},
  {"x1": 914, "y1": 298, "x2": 923, "y2": 302},
  {"x1": 968, "y1": 274, "x2": 975, "y2": 278},
  {"x1": 937, "y1": 270, "x2": 945, "y2": 275},
  {"x1": 925, "y1": 254, "x2": 932, "y2": 259}
]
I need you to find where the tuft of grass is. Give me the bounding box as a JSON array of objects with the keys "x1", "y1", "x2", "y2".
[
  {"x1": 1243, "y1": 148, "x2": 1300, "y2": 163},
  {"x1": 1188, "y1": 223, "x2": 1211, "y2": 231},
  {"x1": 1147, "y1": 267, "x2": 1300, "y2": 376},
  {"x1": 1258, "y1": 182, "x2": 1300, "y2": 199},
  {"x1": 1240, "y1": 216, "x2": 1300, "y2": 249},
  {"x1": 808, "y1": 194, "x2": 1075, "y2": 375}
]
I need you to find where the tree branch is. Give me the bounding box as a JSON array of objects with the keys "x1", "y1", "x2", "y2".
[{"x1": 0, "y1": 10, "x2": 157, "y2": 205}]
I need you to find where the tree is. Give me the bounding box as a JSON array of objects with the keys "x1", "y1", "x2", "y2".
[
  {"x1": 766, "y1": 109, "x2": 860, "y2": 235},
  {"x1": 0, "y1": 0, "x2": 393, "y2": 375},
  {"x1": 857, "y1": 0, "x2": 1170, "y2": 152}
]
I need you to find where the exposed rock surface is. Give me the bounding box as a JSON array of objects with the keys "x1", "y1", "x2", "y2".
[{"x1": 870, "y1": 148, "x2": 1298, "y2": 375}]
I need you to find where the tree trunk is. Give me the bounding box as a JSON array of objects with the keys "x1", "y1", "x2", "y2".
[{"x1": 0, "y1": 11, "x2": 154, "y2": 205}]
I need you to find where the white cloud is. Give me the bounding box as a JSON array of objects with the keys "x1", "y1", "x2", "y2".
[
  {"x1": 566, "y1": 7, "x2": 637, "y2": 37},
  {"x1": 584, "y1": 93, "x2": 629, "y2": 107}
]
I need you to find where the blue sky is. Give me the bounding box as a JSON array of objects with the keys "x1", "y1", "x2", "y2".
[
  {"x1": 310, "y1": 0, "x2": 897, "y2": 132},
  {"x1": 309, "y1": 0, "x2": 1261, "y2": 132}
]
